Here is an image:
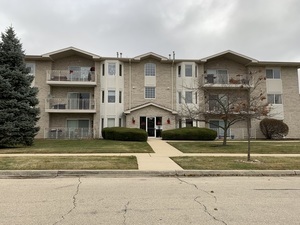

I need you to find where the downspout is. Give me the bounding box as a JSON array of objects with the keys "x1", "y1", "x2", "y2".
[
  {"x1": 171, "y1": 53, "x2": 175, "y2": 110},
  {"x1": 129, "y1": 58, "x2": 132, "y2": 109}
]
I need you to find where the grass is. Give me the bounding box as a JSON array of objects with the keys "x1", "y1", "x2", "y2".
[
  {"x1": 168, "y1": 141, "x2": 300, "y2": 154},
  {"x1": 0, "y1": 139, "x2": 153, "y2": 154},
  {"x1": 171, "y1": 156, "x2": 300, "y2": 170},
  {"x1": 0, "y1": 156, "x2": 138, "y2": 170}
]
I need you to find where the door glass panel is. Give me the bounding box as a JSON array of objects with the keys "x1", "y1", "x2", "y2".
[
  {"x1": 147, "y1": 117, "x2": 155, "y2": 137},
  {"x1": 140, "y1": 117, "x2": 146, "y2": 130}
]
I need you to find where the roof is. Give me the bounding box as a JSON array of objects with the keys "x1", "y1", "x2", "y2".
[
  {"x1": 201, "y1": 50, "x2": 258, "y2": 65},
  {"x1": 124, "y1": 102, "x2": 178, "y2": 115},
  {"x1": 42, "y1": 46, "x2": 101, "y2": 60},
  {"x1": 133, "y1": 52, "x2": 169, "y2": 61}
]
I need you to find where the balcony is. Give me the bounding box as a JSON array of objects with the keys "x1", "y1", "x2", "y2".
[
  {"x1": 46, "y1": 70, "x2": 97, "y2": 87},
  {"x1": 45, "y1": 98, "x2": 96, "y2": 113},
  {"x1": 203, "y1": 74, "x2": 252, "y2": 89},
  {"x1": 45, "y1": 127, "x2": 95, "y2": 139}
]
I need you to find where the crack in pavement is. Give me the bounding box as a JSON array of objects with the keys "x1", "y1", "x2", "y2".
[
  {"x1": 194, "y1": 196, "x2": 228, "y2": 225},
  {"x1": 53, "y1": 177, "x2": 82, "y2": 225},
  {"x1": 122, "y1": 201, "x2": 130, "y2": 225},
  {"x1": 176, "y1": 177, "x2": 217, "y2": 202},
  {"x1": 176, "y1": 177, "x2": 227, "y2": 225}
]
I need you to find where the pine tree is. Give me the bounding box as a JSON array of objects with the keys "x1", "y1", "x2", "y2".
[{"x1": 0, "y1": 26, "x2": 39, "y2": 146}]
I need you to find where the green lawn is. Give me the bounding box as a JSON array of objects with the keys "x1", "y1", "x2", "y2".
[
  {"x1": 0, "y1": 156, "x2": 138, "y2": 170},
  {"x1": 168, "y1": 141, "x2": 300, "y2": 154},
  {"x1": 0, "y1": 139, "x2": 153, "y2": 154},
  {"x1": 171, "y1": 156, "x2": 300, "y2": 170}
]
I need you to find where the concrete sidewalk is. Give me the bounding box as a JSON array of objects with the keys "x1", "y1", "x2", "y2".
[{"x1": 137, "y1": 139, "x2": 184, "y2": 171}]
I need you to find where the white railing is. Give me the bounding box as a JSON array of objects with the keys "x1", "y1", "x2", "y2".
[
  {"x1": 45, "y1": 98, "x2": 95, "y2": 110},
  {"x1": 46, "y1": 70, "x2": 96, "y2": 82},
  {"x1": 45, "y1": 128, "x2": 95, "y2": 139},
  {"x1": 210, "y1": 128, "x2": 257, "y2": 139},
  {"x1": 204, "y1": 74, "x2": 252, "y2": 85}
]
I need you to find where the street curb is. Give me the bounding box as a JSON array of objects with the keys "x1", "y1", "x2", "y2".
[{"x1": 0, "y1": 170, "x2": 299, "y2": 179}]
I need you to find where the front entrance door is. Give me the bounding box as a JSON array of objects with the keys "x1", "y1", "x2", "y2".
[
  {"x1": 140, "y1": 116, "x2": 162, "y2": 137},
  {"x1": 147, "y1": 117, "x2": 155, "y2": 137}
]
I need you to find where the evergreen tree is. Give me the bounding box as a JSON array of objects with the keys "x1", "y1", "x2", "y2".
[{"x1": 0, "y1": 26, "x2": 39, "y2": 146}]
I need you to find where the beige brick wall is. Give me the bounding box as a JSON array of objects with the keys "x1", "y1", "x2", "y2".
[
  {"x1": 281, "y1": 67, "x2": 300, "y2": 138},
  {"x1": 124, "y1": 58, "x2": 175, "y2": 110},
  {"x1": 52, "y1": 55, "x2": 94, "y2": 69},
  {"x1": 205, "y1": 58, "x2": 248, "y2": 77},
  {"x1": 33, "y1": 61, "x2": 52, "y2": 138}
]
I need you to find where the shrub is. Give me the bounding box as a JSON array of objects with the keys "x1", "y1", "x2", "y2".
[
  {"x1": 161, "y1": 127, "x2": 217, "y2": 140},
  {"x1": 260, "y1": 118, "x2": 289, "y2": 139},
  {"x1": 102, "y1": 127, "x2": 148, "y2": 142}
]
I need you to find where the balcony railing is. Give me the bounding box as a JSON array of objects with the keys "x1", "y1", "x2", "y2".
[
  {"x1": 210, "y1": 127, "x2": 257, "y2": 139},
  {"x1": 203, "y1": 74, "x2": 252, "y2": 87},
  {"x1": 46, "y1": 70, "x2": 96, "y2": 83},
  {"x1": 45, "y1": 128, "x2": 95, "y2": 139},
  {"x1": 45, "y1": 98, "x2": 96, "y2": 112}
]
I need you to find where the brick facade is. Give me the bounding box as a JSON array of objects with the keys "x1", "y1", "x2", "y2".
[{"x1": 25, "y1": 48, "x2": 300, "y2": 139}]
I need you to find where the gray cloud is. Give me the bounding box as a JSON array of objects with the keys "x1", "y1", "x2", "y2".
[{"x1": 0, "y1": 0, "x2": 299, "y2": 61}]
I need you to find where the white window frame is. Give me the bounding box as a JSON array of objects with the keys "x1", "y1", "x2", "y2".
[
  {"x1": 267, "y1": 94, "x2": 282, "y2": 104},
  {"x1": 145, "y1": 63, "x2": 156, "y2": 76},
  {"x1": 145, "y1": 87, "x2": 156, "y2": 99},
  {"x1": 107, "y1": 118, "x2": 115, "y2": 127},
  {"x1": 185, "y1": 64, "x2": 193, "y2": 77},
  {"x1": 108, "y1": 90, "x2": 116, "y2": 103},
  {"x1": 185, "y1": 91, "x2": 193, "y2": 103},
  {"x1": 26, "y1": 62, "x2": 35, "y2": 86},
  {"x1": 108, "y1": 63, "x2": 116, "y2": 75},
  {"x1": 266, "y1": 68, "x2": 281, "y2": 79}
]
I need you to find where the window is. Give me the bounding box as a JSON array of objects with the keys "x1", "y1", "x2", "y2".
[
  {"x1": 69, "y1": 66, "x2": 90, "y2": 81},
  {"x1": 107, "y1": 118, "x2": 115, "y2": 127},
  {"x1": 68, "y1": 92, "x2": 90, "y2": 109},
  {"x1": 108, "y1": 90, "x2": 116, "y2": 103},
  {"x1": 145, "y1": 87, "x2": 155, "y2": 98},
  {"x1": 208, "y1": 94, "x2": 228, "y2": 111},
  {"x1": 195, "y1": 92, "x2": 198, "y2": 104},
  {"x1": 102, "y1": 64, "x2": 105, "y2": 76},
  {"x1": 26, "y1": 63, "x2": 35, "y2": 76},
  {"x1": 178, "y1": 91, "x2": 182, "y2": 104},
  {"x1": 102, "y1": 91, "x2": 105, "y2": 103},
  {"x1": 26, "y1": 63, "x2": 35, "y2": 86},
  {"x1": 195, "y1": 65, "x2": 198, "y2": 77},
  {"x1": 119, "y1": 91, "x2": 122, "y2": 103},
  {"x1": 185, "y1": 64, "x2": 192, "y2": 77},
  {"x1": 119, "y1": 64, "x2": 122, "y2": 76},
  {"x1": 185, "y1": 91, "x2": 193, "y2": 103},
  {"x1": 67, "y1": 120, "x2": 90, "y2": 138},
  {"x1": 267, "y1": 94, "x2": 282, "y2": 104},
  {"x1": 186, "y1": 119, "x2": 193, "y2": 127},
  {"x1": 108, "y1": 63, "x2": 116, "y2": 75},
  {"x1": 145, "y1": 63, "x2": 156, "y2": 76},
  {"x1": 266, "y1": 68, "x2": 281, "y2": 79},
  {"x1": 209, "y1": 120, "x2": 226, "y2": 136},
  {"x1": 119, "y1": 118, "x2": 122, "y2": 127},
  {"x1": 178, "y1": 65, "x2": 181, "y2": 77},
  {"x1": 207, "y1": 69, "x2": 228, "y2": 84}
]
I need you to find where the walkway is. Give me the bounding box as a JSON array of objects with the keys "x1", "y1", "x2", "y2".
[{"x1": 137, "y1": 138, "x2": 184, "y2": 171}]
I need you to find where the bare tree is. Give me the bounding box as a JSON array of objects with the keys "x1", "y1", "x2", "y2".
[{"x1": 178, "y1": 70, "x2": 269, "y2": 161}]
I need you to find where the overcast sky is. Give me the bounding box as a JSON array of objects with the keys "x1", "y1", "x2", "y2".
[{"x1": 0, "y1": 0, "x2": 299, "y2": 62}]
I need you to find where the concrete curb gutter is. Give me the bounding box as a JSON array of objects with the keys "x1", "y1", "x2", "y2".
[{"x1": 0, "y1": 170, "x2": 299, "y2": 179}]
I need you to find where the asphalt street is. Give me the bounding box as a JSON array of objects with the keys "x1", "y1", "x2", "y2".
[{"x1": 0, "y1": 176, "x2": 299, "y2": 225}]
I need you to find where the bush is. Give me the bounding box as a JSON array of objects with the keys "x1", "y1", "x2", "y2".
[
  {"x1": 260, "y1": 118, "x2": 289, "y2": 139},
  {"x1": 161, "y1": 127, "x2": 217, "y2": 140},
  {"x1": 102, "y1": 127, "x2": 148, "y2": 142}
]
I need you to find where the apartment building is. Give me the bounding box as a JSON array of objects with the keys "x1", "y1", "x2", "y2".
[{"x1": 25, "y1": 47, "x2": 300, "y2": 139}]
